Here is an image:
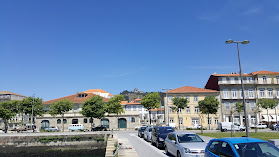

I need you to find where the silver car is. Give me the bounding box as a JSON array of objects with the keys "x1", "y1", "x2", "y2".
[
  {"x1": 165, "y1": 132, "x2": 207, "y2": 157},
  {"x1": 143, "y1": 126, "x2": 153, "y2": 141}
]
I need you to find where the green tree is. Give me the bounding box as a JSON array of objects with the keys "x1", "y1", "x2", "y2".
[
  {"x1": 21, "y1": 97, "x2": 45, "y2": 121},
  {"x1": 0, "y1": 101, "x2": 17, "y2": 133},
  {"x1": 49, "y1": 99, "x2": 73, "y2": 132},
  {"x1": 141, "y1": 92, "x2": 160, "y2": 125},
  {"x1": 258, "y1": 98, "x2": 277, "y2": 127},
  {"x1": 235, "y1": 102, "x2": 244, "y2": 124},
  {"x1": 171, "y1": 97, "x2": 188, "y2": 130},
  {"x1": 252, "y1": 102, "x2": 262, "y2": 133},
  {"x1": 105, "y1": 95, "x2": 125, "y2": 129},
  {"x1": 80, "y1": 96, "x2": 106, "y2": 131},
  {"x1": 198, "y1": 96, "x2": 219, "y2": 132}
]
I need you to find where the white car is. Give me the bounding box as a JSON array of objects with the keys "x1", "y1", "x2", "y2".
[
  {"x1": 143, "y1": 126, "x2": 153, "y2": 142},
  {"x1": 165, "y1": 132, "x2": 207, "y2": 157},
  {"x1": 252, "y1": 123, "x2": 267, "y2": 129}
]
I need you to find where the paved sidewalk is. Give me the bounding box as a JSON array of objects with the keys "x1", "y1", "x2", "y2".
[{"x1": 118, "y1": 137, "x2": 139, "y2": 157}]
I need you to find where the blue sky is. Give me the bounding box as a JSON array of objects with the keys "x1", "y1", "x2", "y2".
[{"x1": 1, "y1": 0, "x2": 279, "y2": 101}]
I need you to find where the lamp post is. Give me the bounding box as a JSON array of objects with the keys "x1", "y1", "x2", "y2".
[
  {"x1": 226, "y1": 39, "x2": 250, "y2": 137},
  {"x1": 162, "y1": 88, "x2": 172, "y2": 125},
  {"x1": 31, "y1": 94, "x2": 35, "y2": 132}
]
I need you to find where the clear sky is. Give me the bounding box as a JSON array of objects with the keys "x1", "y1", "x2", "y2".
[{"x1": 1, "y1": 0, "x2": 279, "y2": 101}]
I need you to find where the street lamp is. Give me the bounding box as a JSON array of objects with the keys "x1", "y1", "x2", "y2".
[
  {"x1": 31, "y1": 94, "x2": 35, "y2": 132},
  {"x1": 162, "y1": 88, "x2": 172, "y2": 125},
  {"x1": 226, "y1": 39, "x2": 250, "y2": 137}
]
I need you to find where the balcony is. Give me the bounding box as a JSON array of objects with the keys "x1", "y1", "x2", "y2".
[{"x1": 219, "y1": 80, "x2": 257, "y2": 85}]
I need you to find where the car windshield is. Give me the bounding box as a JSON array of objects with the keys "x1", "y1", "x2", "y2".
[
  {"x1": 157, "y1": 127, "x2": 174, "y2": 134},
  {"x1": 234, "y1": 142, "x2": 279, "y2": 157},
  {"x1": 177, "y1": 134, "x2": 204, "y2": 143},
  {"x1": 140, "y1": 127, "x2": 146, "y2": 131}
]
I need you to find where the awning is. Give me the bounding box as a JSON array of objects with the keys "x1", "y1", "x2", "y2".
[{"x1": 261, "y1": 115, "x2": 278, "y2": 122}]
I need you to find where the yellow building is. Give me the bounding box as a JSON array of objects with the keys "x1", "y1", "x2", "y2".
[{"x1": 163, "y1": 86, "x2": 220, "y2": 130}]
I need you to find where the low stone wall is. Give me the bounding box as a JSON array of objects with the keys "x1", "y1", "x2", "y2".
[{"x1": 0, "y1": 134, "x2": 107, "y2": 157}]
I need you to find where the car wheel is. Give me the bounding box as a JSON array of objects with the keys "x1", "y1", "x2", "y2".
[
  {"x1": 224, "y1": 129, "x2": 227, "y2": 132},
  {"x1": 165, "y1": 145, "x2": 169, "y2": 155},
  {"x1": 177, "y1": 151, "x2": 181, "y2": 157}
]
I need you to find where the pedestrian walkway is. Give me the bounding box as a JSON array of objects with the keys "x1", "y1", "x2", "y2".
[{"x1": 118, "y1": 137, "x2": 139, "y2": 157}]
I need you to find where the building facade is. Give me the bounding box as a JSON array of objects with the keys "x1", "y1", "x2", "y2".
[
  {"x1": 163, "y1": 86, "x2": 220, "y2": 130},
  {"x1": 36, "y1": 90, "x2": 140, "y2": 131},
  {"x1": 205, "y1": 70, "x2": 279, "y2": 126}
]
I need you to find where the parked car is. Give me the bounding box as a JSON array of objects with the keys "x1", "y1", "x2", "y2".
[
  {"x1": 43, "y1": 126, "x2": 59, "y2": 132},
  {"x1": 138, "y1": 126, "x2": 147, "y2": 138},
  {"x1": 151, "y1": 126, "x2": 174, "y2": 148},
  {"x1": 143, "y1": 126, "x2": 154, "y2": 141},
  {"x1": 165, "y1": 132, "x2": 207, "y2": 157},
  {"x1": 218, "y1": 122, "x2": 245, "y2": 132},
  {"x1": 270, "y1": 124, "x2": 279, "y2": 130},
  {"x1": 68, "y1": 124, "x2": 84, "y2": 131},
  {"x1": 187, "y1": 124, "x2": 202, "y2": 129},
  {"x1": 251, "y1": 123, "x2": 267, "y2": 129},
  {"x1": 92, "y1": 125, "x2": 107, "y2": 131},
  {"x1": 205, "y1": 137, "x2": 279, "y2": 157}
]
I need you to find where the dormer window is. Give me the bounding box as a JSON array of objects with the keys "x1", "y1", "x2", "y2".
[{"x1": 77, "y1": 93, "x2": 87, "y2": 98}]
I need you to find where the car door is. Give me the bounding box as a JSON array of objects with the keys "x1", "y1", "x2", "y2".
[
  {"x1": 206, "y1": 140, "x2": 220, "y2": 157},
  {"x1": 218, "y1": 142, "x2": 237, "y2": 157},
  {"x1": 169, "y1": 134, "x2": 177, "y2": 155}
]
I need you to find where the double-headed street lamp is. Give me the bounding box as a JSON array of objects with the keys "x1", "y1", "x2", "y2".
[
  {"x1": 226, "y1": 39, "x2": 250, "y2": 137},
  {"x1": 162, "y1": 88, "x2": 172, "y2": 125}
]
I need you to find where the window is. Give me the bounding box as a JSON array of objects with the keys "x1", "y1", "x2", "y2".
[
  {"x1": 57, "y1": 119, "x2": 61, "y2": 124},
  {"x1": 232, "y1": 90, "x2": 237, "y2": 98},
  {"x1": 230, "y1": 77, "x2": 235, "y2": 84},
  {"x1": 234, "y1": 116, "x2": 240, "y2": 124},
  {"x1": 277, "y1": 89, "x2": 279, "y2": 97},
  {"x1": 44, "y1": 105, "x2": 50, "y2": 112},
  {"x1": 83, "y1": 118, "x2": 87, "y2": 123},
  {"x1": 169, "y1": 118, "x2": 174, "y2": 123},
  {"x1": 225, "y1": 102, "x2": 230, "y2": 109},
  {"x1": 251, "y1": 116, "x2": 256, "y2": 124},
  {"x1": 73, "y1": 105, "x2": 78, "y2": 112},
  {"x1": 177, "y1": 95, "x2": 181, "y2": 98},
  {"x1": 131, "y1": 117, "x2": 135, "y2": 122},
  {"x1": 268, "y1": 89, "x2": 273, "y2": 98},
  {"x1": 128, "y1": 106, "x2": 131, "y2": 111},
  {"x1": 63, "y1": 119, "x2": 67, "y2": 124},
  {"x1": 208, "y1": 141, "x2": 219, "y2": 155},
  {"x1": 168, "y1": 96, "x2": 173, "y2": 101},
  {"x1": 223, "y1": 90, "x2": 229, "y2": 98},
  {"x1": 248, "y1": 89, "x2": 254, "y2": 98},
  {"x1": 191, "y1": 118, "x2": 200, "y2": 125},
  {"x1": 133, "y1": 106, "x2": 137, "y2": 111},
  {"x1": 178, "y1": 108, "x2": 182, "y2": 114},
  {"x1": 219, "y1": 142, "x2": 235, "y2": 157},
  {"x1": 222, "y1": 77, "x2": 227, "y2": 83},
  {"x1": 194, "y1": 107, "x2": 199, "y2": 113},
  {"x1": 138, "y1": 105, "x2": 142, "y2": 111},
  {"x1": 185, "y1": 96, "x2": 190, "y2": 102},
  {"x1": 72, "y1": 119, "x2": 78, "y2": 124},
  {"x1": 239, "y1": 90, "x2": 243, "y2": 98},
  {"x1": 179, "y1": 118, "x2": 183, "y2": 125},
  {"x1": 250, "y1": 102, "x2": 255, "y2": 110},
  {"x1": 214, "y1": 118, "x2": 219, "y2": 124},
  {"x1": 277, "y1": 76, "x2": 279, "y2": 84},
  {"x1": 194, "y1": 96, "x2": 198, "y2": 102},
  {"x1": 89, "y1": 118, "x2": 93, "y2": 123},
  {"x1": 207, "y1": 118, "x2": 212, "y2": 124},
  {"x1": 186, "y1": 107, "x2": 191, "y2": 113},
  {"x1": 260, "y1": 89, "x2": 265, "y2": 98},
  {"x1": 263, "y1": 76, "x2": 267, "y2": 83},
  {"x1": 247, "y1": 77, "x2": 252, "y2": 83}
]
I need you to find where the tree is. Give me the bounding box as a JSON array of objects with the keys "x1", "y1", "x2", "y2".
[
  {"x1": 49, "y1": 99, "x2": 73, "y2": 132},
  {"x1": 252, "y1": 102, "x2": 262, "y2": 133},
  {"x1": 140, "y1": 92, "x2": 160, "y2": 125},
  {"x1": 105, "y1": 95, "x2": 125, "y2": 129},
  {"x1": 198, "y1": 96, "x2": 219, "y2": 131},
  {"x1": 80, "y1": 96, "x2": 106, "y2": 131},
  {"x1": 171, "y1": 97, "x2": 188, "y2": 130},
  {"x1": 235, "y1": 102, "x2": 244, "y2": 124},
  {"x1": 258, "y1": 98, "x2": 277, "y2": 127},
  {"x1": 0, "y1": 101, "x2": 17, "y2": 133},
  {"x1": 21, "y1": 97, "x2": 45, "y2": 122}
]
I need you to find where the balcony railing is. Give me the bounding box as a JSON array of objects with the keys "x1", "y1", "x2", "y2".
[{"x1": 219, "y1": 80, "x2": 257, "y2": 85}]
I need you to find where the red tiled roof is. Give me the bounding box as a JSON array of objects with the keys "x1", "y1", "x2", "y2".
[
  {"x1": 166, "y1": 86, "x2": 219, "y2": 93},
  {"x1": 43, "y1": 93, "x2": 109, "y2": 104},
  {"x1": 120, "y1": 101, "x2": 128, "y2": 105},
  {"x1": 250, "y1": 70, "x2": 279, "y2": 75}
]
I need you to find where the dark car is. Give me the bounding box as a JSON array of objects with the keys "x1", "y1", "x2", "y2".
[
  {"x1": 138, "y1": 126, "x2": 147, "y2": 138},
  {"x1": 151, "y1": 126, "x2": 174, "y2": 148},
  {"x1": 92, "y1": 125, "x2": 107, "y2": 131}
]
